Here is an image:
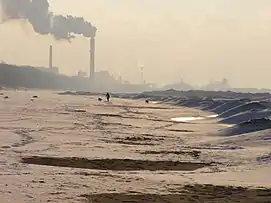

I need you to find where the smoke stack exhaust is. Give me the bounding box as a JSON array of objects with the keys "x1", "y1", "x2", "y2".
[
  {"x1": 89, "y1": 37, "x2": 95, "y2": 81},
  {"x1": 49, "y1": 45, "x2": 52, "y2": 69},
  {"x1": 0, "y1": 0, "x2": 97, "y2": 41}
]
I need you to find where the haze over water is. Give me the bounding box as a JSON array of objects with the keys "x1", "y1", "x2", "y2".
[{"x1": 1, "y1": 0, "x2": 271, "y2": 87}]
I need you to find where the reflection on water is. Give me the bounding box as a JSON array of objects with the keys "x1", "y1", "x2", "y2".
[
  {"x1": 171, "y1": 114, "x2": 218, "y2": 122},
  {"x1": 171, "y1": 117, "x2": 204, "y2": 122},
  {"x1": 219, "y1": 124, "x2": 235, "y2": 127},
  {"x1": 206, "y1": 114, "x2": 219, "y2": 118}
]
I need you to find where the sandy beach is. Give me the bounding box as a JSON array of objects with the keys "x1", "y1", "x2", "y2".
[{"x1": 0, "y1": 90, "x2": 270, "y2": 202}]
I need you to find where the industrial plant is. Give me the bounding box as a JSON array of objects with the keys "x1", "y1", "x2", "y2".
[{"x1": 1, "y1": 0, "x2": 264, "y2": 93}]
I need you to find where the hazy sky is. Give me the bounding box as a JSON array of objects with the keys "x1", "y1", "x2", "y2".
[{"x1": 1, "y1": 0, "x2": 271, "y2": 87}]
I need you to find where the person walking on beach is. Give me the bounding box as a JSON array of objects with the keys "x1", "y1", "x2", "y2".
[{"x1": 106, "y1": 92, "x2": 110, "y2": 102}]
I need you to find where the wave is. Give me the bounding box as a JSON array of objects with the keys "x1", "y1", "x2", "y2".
[
  {"x1": 221, "y1": 118, "x2": 271, "y2": 136},
  {"x1": 211, "y1": 100, "x2": 244, "y2": 114},
  {"x1": 202, "y1": 101, "x2": 225, "y2": 111},
  {"x1": 220, "y1": 110, "x2": 271, "y2": 124},
  {"x1": 119, "y1": 92, "x2": 271, "y2": 137},
  {"x1": 219, "y1": 102, "x2": 269, "y2": 118}
]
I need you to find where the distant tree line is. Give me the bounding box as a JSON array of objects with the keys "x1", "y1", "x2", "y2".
[{"x1": 0, "y1": 63, "x2": 91, "y2": 91}]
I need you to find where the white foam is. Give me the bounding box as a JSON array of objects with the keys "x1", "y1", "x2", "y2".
[
  {"x1": 206, "y1": 114, "x2": 219, "y2": 118},
  {"x1": 171, "y1": 114, "x2": 218, "y2": 122},
  {"x1": 171, "y1": 117, "x2": 204, "y2": 122}
]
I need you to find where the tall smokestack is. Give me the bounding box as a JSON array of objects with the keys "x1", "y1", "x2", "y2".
[
  {"x1": 49, "y1": 44, "x2": 52, "y2": 69},
  {"x1": 89, "y1": 37, "x2": 95, "y2": 81}
]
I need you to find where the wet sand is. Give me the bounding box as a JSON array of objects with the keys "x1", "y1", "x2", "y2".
[{"x1": 0, "y1": 90, "x2": 270, "y2": 202}]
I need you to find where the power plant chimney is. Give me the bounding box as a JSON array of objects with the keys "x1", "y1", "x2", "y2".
[
  {"x1": 89, "y1": 28, "x2": 97, "y2": 82},
  {"x1": 89, "y1": 38, "x2": 95, "y2": 81},
  {"x1": 49, "y1": 45, "x2": 53, "y2": 69}
]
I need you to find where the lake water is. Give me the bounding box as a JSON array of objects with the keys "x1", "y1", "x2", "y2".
[
  {"x1": 171, "y1": 114, "x2": 218, "y2": 122},
  {"x1": 171, "y1": 117, "x2": 204, "y2": 122}
]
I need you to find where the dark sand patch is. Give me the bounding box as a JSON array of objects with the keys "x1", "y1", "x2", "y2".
[
  {"x1": 81, "y1": 184, "x2": 271, "y2": 203},
  {"x1": 21, "y1": 156, "x2": 210, "y2": 171},
  {"x1": 113, "y1": 140, "x2": 156, "y2": 146},
  {"x1": 66, "y1": 109, "x2": 86, "y2": 113},
  {"x1": 95, "y1": 113, "x2": 176, "y2": 123},
  {"x1": 257, "y1": 153, "x2": 271, "y2": 164},
  {"x1": 12, "y1": 129, "x2": 34, "y2": 147},
  {"x1": 168, "y1": 129, "x2": 194, "y2": 133},
  {"x1": 140, "y1": 150, "x2": 201, "y2": 158},
  {"x1": 183, "y1": 145, "x2": 244, "y2": 151},
  {"x1": 122, "y1": 135, "x2": 162, "y2": 142},
  {"x1": 102, "y1": 134, "x2": 164, "y2": 146}
]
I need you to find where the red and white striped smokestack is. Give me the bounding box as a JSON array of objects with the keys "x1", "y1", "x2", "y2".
[{"x1": 49, "y1": 45, "x2": 53, "y2": 69}]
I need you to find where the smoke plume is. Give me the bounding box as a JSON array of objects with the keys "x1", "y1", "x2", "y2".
[{"x1": 0, "y1": 0, "x2": 97, "y2": 40}]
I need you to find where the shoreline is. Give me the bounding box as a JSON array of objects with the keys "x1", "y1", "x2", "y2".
[{"x1": 0, "y1": 90, "x2": 270, "y2": 202}]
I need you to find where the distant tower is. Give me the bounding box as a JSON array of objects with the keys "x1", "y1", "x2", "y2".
[
  {"x1": 49, "y1": 45, "x2": 53, "y2": 69},
  {"x1": 89, "y1": 27, "x2": 97, "y2": 81},
  {"x1": 140, "y1": 66, "x2": 144, "y2": 84}
]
